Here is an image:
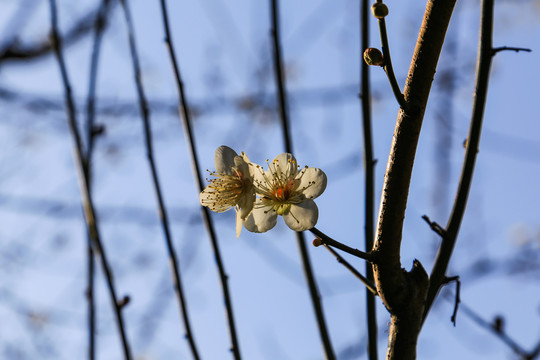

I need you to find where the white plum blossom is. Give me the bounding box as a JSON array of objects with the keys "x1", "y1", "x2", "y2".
[
  {"x1": 199, "y1": 146, "x2": 255, "y2": 237},
  {"x1": 243, "y1": 153, "x2": 327, "y2": 233}
]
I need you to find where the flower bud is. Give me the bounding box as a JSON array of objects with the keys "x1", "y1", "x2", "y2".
[
  {"x1": 363, "y1": 48, "x2": 384, "y2": 66},
  {"x1": 371, "y1": 2, "x2": 389, "y2": 19},
  {"x1": 312, "y1": 238, "x2": 323, "y2": 247}
]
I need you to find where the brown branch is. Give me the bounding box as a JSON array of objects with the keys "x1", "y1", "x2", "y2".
[
  {"x1": 310, "y1": 228, "x2": 372, "y2": 261},
  {"x1": 451, "y1": 297, "x2": 532, "y2": 359},
  {"x1": 443, "y1": 276, "x2": 460, "y2": 326},
  {"x1": 84, "y1": 1, "x2": 112, "y2": 358},
  {"x1": 492, "y1": 46, "x2": 532, "y2": 54},
  {"x1": 1, "y1": 0, "x2": 117, "y2": 64},
  {"x1": 421, "y1": 215, "x2": 446, "y2": 239},
  {"x1": 118, "y1": 0, "x2": 203, "y2": 359},
  {"x1": 422, "y1": 0, "x2": 509, "y2": 323},
  {"x1": 48, "y1": 0, "x2": 132, "y2": 359},
  {"x1": 321, "y1": 244, "x2": 377, "y2": 295},
  {"x1": 371, "y1": 0, "x2": 456, "y2": 358},
  {"x1": 360, "y1": 0, "x2": 379, "y2": 357},
  {"x1": 377, "y1": 17, "x2": 406, "y2": 109}
]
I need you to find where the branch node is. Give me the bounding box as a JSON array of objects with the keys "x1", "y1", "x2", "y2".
[{"x1": 492, "y1": 315, "x2": 504, "y2": 334}]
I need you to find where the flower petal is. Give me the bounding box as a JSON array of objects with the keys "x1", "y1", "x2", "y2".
[
  {"x1": 297, "y1": 167, "x2": 327, "y2": 199},
  {"x1": 243, "y1": 207, "x2": 277, "y2": 233},
  {"x1": 272, "y1": 153, "x2": 298, "y2": 178},
  {"x1": 235, "y1": 210, "x2": 243, "y2": 238},
  {"x1": 237, "y1": 189, "x2": 255, "y2": 220},
  {"x1": 251, "y1": 162, "x2": 267, "y2": 185},
  {"x1": 234, "y1": 156, "x2": 250, "y2": 181},
  {"x1": 214, "y1": 146, "x2": 238, "y2": 174},
  {"x1": 283, "y1": 199, "x2": 318, "y2": 231}
]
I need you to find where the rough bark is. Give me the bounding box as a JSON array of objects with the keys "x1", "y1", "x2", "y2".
[{"x1": 371, "y1": 1, "x2": 457, "y2": 358}]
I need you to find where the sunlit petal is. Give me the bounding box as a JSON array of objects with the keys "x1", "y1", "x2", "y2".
[
  {"x1": 283, "y1": 200, "x2": 318, "y2": 231},
  {"x1": 243, "y1": 207, "x2": 277, "y2": 233},
  {"x1": 297, "y1": 167, "x2": 327, "y2": 199},
  {"x1": 215, "y1": 145, "x2": 238, "y2": 174},
  {"x1": 272, "y1": 153, "x2": 298, "y2": 178}
]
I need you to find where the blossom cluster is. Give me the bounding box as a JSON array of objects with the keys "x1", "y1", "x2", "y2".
[{"x1": 200, "y1": 146, "x2": 327, "y2": 237}]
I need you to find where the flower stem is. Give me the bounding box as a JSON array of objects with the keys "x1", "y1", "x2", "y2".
[{"x1": 311, "y1": 228, "x2": 372, "y2": 261}]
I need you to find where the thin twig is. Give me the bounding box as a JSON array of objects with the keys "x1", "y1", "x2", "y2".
[
  {"x1": 48, "y1": 1, "x2": 132, "y2": 359},
  {"x1": 311, "y1": 228, "x2": 372, "y2": 261},
  {"x1": 271, "y1": 0, "x2": 292, "y2": 152},
  {"x1": 84, "y1": 1, "x2": 112, "y2": 358},
  {"x1": 157, "y1": 0, "x2": 239, "y2": 358},
  {"x1": 443, "y1": 276, "x2": 460, "y2": 326},
  {"x1": 322, "y1": 244, "x2": 377, "y2": 295},
  {"x1": 360, "y1": 0, "x2": 379, "y2": 357},
  {"x1": 421, "y1": 215, "x2": 446, "y2": 239},
  {"x1": 377, "y1": 16, "x2": 406, "y2": 109},
  {"x1": 492, "y1": 46, "x2": 532, "y2": 54},
  {"x1": 85, "y1": 0, "x2": 111, "y2": 168},
  {"x1": 270, "y1": 1, "x2": 335, "y2": 359},
  {"x1": 422, "y1": 0, "x2": 523, "y2": 323},
  {"x1": 2, "y1": 0, "x2": 116, "y2": 63},
  {"x1": 445, "y1": 295, "x2": 530, "y2": 358},
  {"x1": 118, "y1": 1, "x2": 201, "y2": 359},
  {"x1": 85, "y1": 243, "x2": 96, "y2": 360}
]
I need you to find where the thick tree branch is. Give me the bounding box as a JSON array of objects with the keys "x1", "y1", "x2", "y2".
[{"x1": 371, "y1": 0, "x2": 456, "y2": 358}]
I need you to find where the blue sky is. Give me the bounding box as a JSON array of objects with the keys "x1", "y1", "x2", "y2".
[{"x1": 1, "y1": 0, "x2": 539, "y2": 359}]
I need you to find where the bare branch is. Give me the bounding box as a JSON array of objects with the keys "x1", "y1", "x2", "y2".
[
  {"x1": 321, "y1": 244, "x2": 377, "y2": 296},
  {"x1": 360, "y1": 0, "x2": 379, "y2": 357},
  {"x1": 421, "y1": 215, "x2": 446, "y2": 239},
  {"x1": 84, "y1": 1, "x2": 113, "y2": 358},
  {"x1": 492, "y1": 46, "x2": 532, "y2": 54},
  {"x1": 377, "y1": 17, "x2": 406, "y2": 109},
  {"x1": 372, "y1": 0, "x2": 456, "y2": 358},
  {"x1": 118, "y1": 0, "x2": 203, "y2": 358},
  {"x1": 48, "y1": 0, "x2": 132, "y2": 358},
  {"x1": 452, "y1": 298, "x2": 531, "y2": 359},
  {"x1": 2, "y1": 1, "x2": 117, "y2": 64},
  {"x1": 423, "y1": 0, "x2": 507, "y2": 323}
]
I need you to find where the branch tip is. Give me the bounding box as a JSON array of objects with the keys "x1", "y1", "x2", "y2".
[
  {"x1": 422, "y1": 214, "x2": 446, "y2": 238},
  {"x1": 492, "y1": 46, "x2": 532, "y2": 55}
]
